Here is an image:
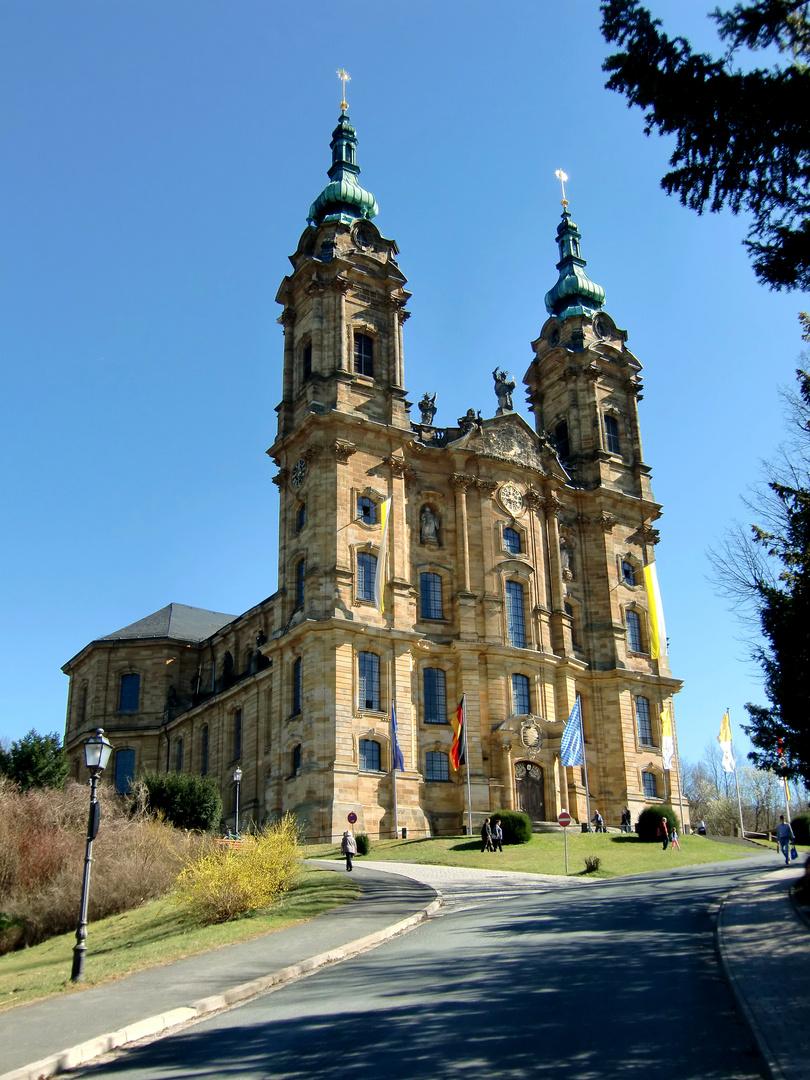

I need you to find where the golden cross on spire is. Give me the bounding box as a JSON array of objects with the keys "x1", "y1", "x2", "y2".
[
  {"x1": 555, "y1": 168, "x2": 569, "y2": 208},
  {"x1": 337, "y1": 68, "x2": 351, "y2": 112}
]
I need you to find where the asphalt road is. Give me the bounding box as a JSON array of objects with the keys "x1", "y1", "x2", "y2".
[{"x1": 74, "y1": 856, "x2": 771, "y2": 1080}]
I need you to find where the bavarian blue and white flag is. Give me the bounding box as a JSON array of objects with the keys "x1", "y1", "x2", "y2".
[
  {"x1": 560, "y1": 698, "x2": 584, "y2": 767},
  {"x1": 391, "y1": 704, "x2": 405, "y2": 772}
]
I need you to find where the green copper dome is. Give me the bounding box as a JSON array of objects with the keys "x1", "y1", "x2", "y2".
[
  {"x1": 307, "y1": 113, "x2": 379, "y2": 227},
  {"x1": 544, "y1": 209, "x2": 606, "y2": 320}
]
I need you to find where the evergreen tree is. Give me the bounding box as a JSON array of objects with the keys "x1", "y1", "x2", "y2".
[
  {"x1": 601, "y1": 0, "x2": 810, "y2": 290},
  {"x1": 1, "y1": 729, "x2": 69, "y2": 790}
]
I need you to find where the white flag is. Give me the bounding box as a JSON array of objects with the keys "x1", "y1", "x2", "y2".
[
  {"x1": 718, "y1": 711, "x2": 735, "y2": 773},
  {"x1": 661, "y1": 707, "x2": 674, "y2": 771}
]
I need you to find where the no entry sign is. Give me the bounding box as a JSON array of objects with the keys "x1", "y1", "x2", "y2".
[
  {"x1": 558, "y1": 810, "x2": 572, "y2": 828},
  {"x1": 347, "y1": 812, "x2": 358, "y2": 824}
]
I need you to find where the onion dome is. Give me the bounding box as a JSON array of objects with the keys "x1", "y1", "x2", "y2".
[
  {"x1": 307, "y1": 113, "x2": 379, "y2": 227},
  {"x1": 544, "y1": 209, "x2": 606, "y2": 320}
]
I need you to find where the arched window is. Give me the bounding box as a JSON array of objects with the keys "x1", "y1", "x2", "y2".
[
  {"x1": 554, "y1": 420, "x2": 570, "y2": 460},
  {"x1": 295, "y1": 559, "x2": 306, "y2": 609},
  {"x1": 201, "y1": 726, "x2": 209, "y2": 776},
  {"x1": 359, "y1": 739, "x2": 381, "y2": 772},
  {"x1": 302, "y1": 343, "x2": 312, "y2": 383},
  {"x1": 119, "y1": 673, "x2": 140, "y2": 713},
  {"x1": 605, "y1": 414, "x2": 621, "y2": 455},
  {"x1": 635, "y1": 696, "x2": 653, "y2": 746},
  {"x1": 642, "y1": 771, "x2": 657, "y2": 799},
  {"x1": 626, "y1": 610, "x2": 643, "y2": 653},
  {"x1": 503, "y1": 527, "x2": 521, "y2": 555},
  {"x1": 512, "y1": 673, "x2": 531, "y2": 715},
  {"x1": 423, "y1": 667, "x2": 447, "y2": 724},
  {"x1": 114, "y1": 749, "x2": 136, "y2": 795},
  {"x1": 233, "y1": 709, "x2": 242, "y2": 760},
  {"x1": 296, "y1": 503, "x2": 306, "y2": 533},
  {"x1": 357, "y1": 551, "x2": 377, "y2": 602},
  {"x1": 292, "y1": 659, "x2": 302, "y2": 716},
  {"x1": 358, "y1": 652, "x2": 380, "y2": 711},
  {"x1": 426, "y1": 751, "x2": 450, "y2": 782},
  {"x1": 354, "y1": 333, "x2": 374, "y2": 377},
  {"x1": 621, "y1": 561, "x2": 636, "y2": 586},
  {"x1": 420, "y1": 572, "x2": 443, "y2": 619},
  {"x1": 506, "y1": 581, "x2": 526, "y2": 648},
  {"x1": 291, "y1": 744, "x2": 302, "y2": 777},
  {"x1": 357, "y1": 496, "x2": 376, "y2": 525}
]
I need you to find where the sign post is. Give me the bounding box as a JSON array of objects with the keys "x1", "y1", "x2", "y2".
[
  {"x1": 558, "y1": 810, "x2": 571, "y2": 875},
  {"x1": 347, "y1": 812, "x2": 357, "y2": 826}
]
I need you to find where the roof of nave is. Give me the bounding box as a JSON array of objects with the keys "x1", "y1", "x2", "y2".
[{"x1": 100, "y1": 603, "x2": 238, "y2": 643}]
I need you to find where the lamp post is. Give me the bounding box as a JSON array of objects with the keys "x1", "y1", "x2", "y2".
[
  {"x1": 233, "y1": 766, "x2": 243, "y2": 838},
  {"x1": 71, "y1": 728, "x2": 113, "y2": 983}
]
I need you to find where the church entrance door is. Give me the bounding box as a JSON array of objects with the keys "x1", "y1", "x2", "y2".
[{"x1": 515, "y1": 761, "x2": 545, "y2": 820}]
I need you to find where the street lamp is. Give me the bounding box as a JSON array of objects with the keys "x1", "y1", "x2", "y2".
[
  {"x1": 71, "y1": 728, "x2": 113, "y2": 983},
  {"x1": 233, "y1": 766, "x2": 243, "y2": 838}
]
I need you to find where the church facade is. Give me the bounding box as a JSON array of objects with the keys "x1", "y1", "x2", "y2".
[{"x1": 62, "y1": 106, "x2": 684, "y2": 840}]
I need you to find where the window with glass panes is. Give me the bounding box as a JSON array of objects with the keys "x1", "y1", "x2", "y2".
[
  {"x1": 512, "y1": 673, "x2": 531, "y2": 714},
  {"x1": 233, "y1": 709, "x2": 242, "y2": 760},
  {"x1": 635, "y1": 695, "x2": 653, "y2": 745},
  {"x1": 296, "y1": 502, "x2": 306, "y2": 532},
  {"x1": 506, "y1": 581, "x2": 526, "y2": 647},
  {"x1": 359, "y1": 739, "x2": 381, "y2": 772},
  {"x1": 420, "y1": 572, "x2": 443, "y2": 619},
  {"x1": 354, "y1": 333, "x2": 374, "y2": 377},
  {"x1": 503, "y1": 527, "x2": 521, "y2": 554},
  {"x1": 605, "y1": 414, "x2": 621, "y2": 454},
  {"x1": 358, "y1": 652, "x2": 380, "y2": 711},
  {"x1": 357, "y1": 551, "x2": 377, "y2": 601},
  {"x1": 621, "y1": 561, "x2": 635, "y2": 585},
  {"x1": 119, "y1": 673, "x2": 140, "y2": 712},
  {"x1": 357, "y1": 496, "x2": 376, "y2": 525},
  {"x1": 201, "y1": 727, "x2": 209, "y2": 775},
  {"x1": 296, "y1": 559, "x2": 305, "y2": 609},
  {"x1": 423, "y1": 667, "x2": 447, "y2": 723},
  {"x1": 626, "y1": 610, "x2": 643, "y2": 652},
  {"x1": 292, "y1": 659, "x2": 302, "y2": 715},
  {"x1": 114, "y1": 749, "x2": 135, "y2": 795},
  {"x1": 642, "y1": 771, "x2": 657, "y2": 799},
  {"x1": 425, "y1": 751, "x2": 450, "y2": 781},
  {"x1": 302, "y1": 343, "x2": 312, "y2": 382}
]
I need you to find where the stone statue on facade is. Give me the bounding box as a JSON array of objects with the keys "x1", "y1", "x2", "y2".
[
  {"x1": 418, "y1": 392, "x2": 437, "y2": 426},
  {"x1": 457, "y1": 408, "x2": 483, "y2": 436},
  {"x1": 420, "y1": 505, "x2": 440, "y2": 545},
  {"x1": 493, "y1": 368, "x2": 516, "y2": 413}
]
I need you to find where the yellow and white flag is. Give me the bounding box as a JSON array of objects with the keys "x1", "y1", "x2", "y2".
[
  {"x1": 661, "y1": 707, "x2": 674, "y2": 771},
  {"x1": 643, "y1": 563, "x2": 668, "y2": 660},
  {"x1": 718, "y1": 711, "x2": 735, "y2": 773},
  {"x1": 374, "y1": 497, "x2": 392, "y2": 613}
]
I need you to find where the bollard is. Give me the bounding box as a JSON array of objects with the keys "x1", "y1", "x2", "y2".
[{"x1": 401, "y1": 827, "x2": 408, "y2": 839}]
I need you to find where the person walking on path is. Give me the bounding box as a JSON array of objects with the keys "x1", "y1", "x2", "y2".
[
  {"x1": 620, "y1": 807, "x2": 631, "y2": 833},
  {"x1": 670, "y1": 827, "x2": 682, "y2": 851},
  {"x1": 480, "y1": 817, "x2": 493, "y2": 853},
  {"x1": 341, "y1": 830, "x2": 357, "y2": 871},
  {"x1": 591, "y1": 810, "x2": 605, "y2": 833},
  {"x1": 492, "y1": 817, "x2": 503, "y2": 853},
  {"x1": 658, "y1": 817, "x2": 669, "y2": 850},
  {"x1": 776, "y1": 815, "x2": 795, "y2": 866}
]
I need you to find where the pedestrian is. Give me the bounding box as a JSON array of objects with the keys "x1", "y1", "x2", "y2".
[
  {"x1": 591, "y1": 810, "x2": 604, "y2": 833},
  {"x1": 696, "y1": 819, "x2": 706, "y2": 836},
  {"x1": 775, "y1": 815, "x2": 795, "y2": 866},
  {"x1": 658, "y1": 816, "x2": 669, "y2": 850},
  {"x1": 670, "y1": 827, "x2": 682, "y2": 851},
  {"x1": 341, "y1": 830, "x2": 357, "y2": 871},
  {"x1": 620, "y1": 807, "x2": 632, "y2": 833},
  {"x1": 480, "y1": 817, "x2": 493, "y2": 852},
  {"x1": 492, "y1": 817, "x2": 503, "y2": 852}
]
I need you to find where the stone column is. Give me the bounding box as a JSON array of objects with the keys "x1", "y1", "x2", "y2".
[
  {"x1": 385, "y1": 455, "x2": 410, "y2": 624},
  {"x1": 451, "y1": 473, "x2": 476, "y2": 640},
  {"x1": 544, "y1": 492, "x2": 567, "y2": 655}
]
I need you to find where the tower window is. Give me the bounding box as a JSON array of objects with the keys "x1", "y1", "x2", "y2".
[
  {"x1": 354, "y1": 333, "x2": 374, "y2": 378},
  {"x1": 420, "y1": 572, "x2": 444, "y2": 620},
  {"x1": 233, "y1": 709, "x2": 242, "y2": 760},
  {"x1": 642, "y1": 771, "x2": 657, "y2": 799},
  {"x1": 295, "y1": 559, "x2": 306, "y2": 610},
  {"x1": 296, "y1": 503, "x2": 306, "y2": 533},
  {"x1": 425, "y1": 751, "x2": 450, "y2": 782},
  {"x1": 302, "y1": 343, "x2": 312, "y2": 383},
  {"x1": 114, "y1": 749, "x2": 135, "y2": 795},
  {"x1": 503, "y1": 528, "x2": 521, "y2": 555},
  {"x1": 358, "y1": 496, "x2": 377, "y2": 525},
  {"x1": 512, "y1": 673, "x2": 531, "y2": 715},
  {"x1": 291, "y1": 744, "x2": 302, "y2": 777},
  {"x1": 292, "y1": 659, "x2": 302, "y2": 716},
  {"x1": 605, "y1": 415, "x2": 621, "y2": 455},
  {"x1": 554, "y1": 420, "x2": 570, "y2": 460},
  {"x1": 201, "y1": 726, "x2": 209, "y2": 776},
  {"x1": 119, "y1": 673, "x2": 140, "y2": 713},
  {"x1": 626, "y1": 610, "x2": 643, "y2": 653},
  {"x1": 358, "y1": 652, "x2": 380, "y2": 711},
  {"x1": 357, "y1": 551, "x2": 377, "y2": 602},
  {"x1": 506, "y1": 581, "x2": 526, "y2": 648},
  {"x1": 621, "y1": 561, "x2": 636, "y2": 586},
  {"x1": 635, "y1": 696, "x2": 653, "y2": 746},
  {"x1": 423, "y1": 667, "x2": 447, "y2": 724},
  {"x1": 359, "y1": 739, "x2": 381, "y2": 772}
]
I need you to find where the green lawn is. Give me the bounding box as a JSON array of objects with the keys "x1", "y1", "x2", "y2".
[
  {"x1": 0, "y1": 867, "x2": 358, "y2": 1013},
  {"x1": 305, "y1": 832, "x2": 767, "y2": 878}
]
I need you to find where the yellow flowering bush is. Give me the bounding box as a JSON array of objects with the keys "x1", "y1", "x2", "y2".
[{"x1": 174, "y1": 814, "x2": 300, "y2": 924}]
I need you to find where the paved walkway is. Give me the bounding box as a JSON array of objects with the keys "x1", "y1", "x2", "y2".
[{"x1": 0, "y1": 856, "x2": 807, "y2": 1080}]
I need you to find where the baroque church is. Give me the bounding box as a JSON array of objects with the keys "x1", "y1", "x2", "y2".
[{"x1": 62, "y1": 100, "x2": 684, "y2": 840}]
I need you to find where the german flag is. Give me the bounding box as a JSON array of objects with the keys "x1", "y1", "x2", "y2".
[{"x1": 450, "y1": 695, "x2": 466, "y2": 770}]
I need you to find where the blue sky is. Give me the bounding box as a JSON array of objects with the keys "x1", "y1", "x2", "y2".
[{"x1": 1, "y1": 0, "x2": 804, "y2": 768}]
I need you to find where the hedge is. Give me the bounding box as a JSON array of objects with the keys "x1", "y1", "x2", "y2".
[
  {"x1": 489, "y1": 810, "x2": 532, "y2": 844},
  {"x1": 637, "y1": 805, "x2": 681, "y2": 843}
]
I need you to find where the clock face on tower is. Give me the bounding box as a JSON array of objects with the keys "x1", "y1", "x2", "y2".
[
  {"x1": 498, "y1": 482, "x2": 523, "y2": 516},
  {"x1": 291, "y1": 459, "x2": 307, "y2": 488}
]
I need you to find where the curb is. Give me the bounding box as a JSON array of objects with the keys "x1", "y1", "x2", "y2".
[{"x1": 0, "y1": 897, "x2": 441, "y2": 1080}]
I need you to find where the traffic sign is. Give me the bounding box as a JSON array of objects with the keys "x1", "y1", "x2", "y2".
[
  {"x1": 558, "y1": 810, "x2": 571, "y2": 828},
  {"x1": 347, "y1": 812, "x2": 357, "y2": 824}
]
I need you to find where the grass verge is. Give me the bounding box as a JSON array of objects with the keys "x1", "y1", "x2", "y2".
[
  {"x1": 305, "y1": 832, "x2": 769, "y2": 878},
  {"x1": 0, "y1": 866, "x2": 358, "y2": 1013}
]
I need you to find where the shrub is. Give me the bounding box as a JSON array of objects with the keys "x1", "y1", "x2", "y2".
[
  {"x1": 637, "y1": 805, "x2": 680, "y2": 843},
  {"x1": 791, "y1": 813, "x2": 810, "y2": 846},
  {"x1": 175, "y1": 813, "x2": 300, "y2": 924},
  {"x1": 137, "y1": 771, "x2": 222, "y2": 832},
  {"x1": 584, "y1": 855, "x2": 601, "y2": 873},
  {"x1": 490, "y1": 810, "x2": 532, "y2": 845},
  {"x1": 355, "y1": 833, "x2": 370, "y2": 856}
]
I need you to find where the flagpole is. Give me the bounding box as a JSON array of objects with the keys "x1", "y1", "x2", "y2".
[
  {"x1": 727, "y1": 708, "x2": 746, "y2": 838},
  {"x1": 578, "y1": 694, "x2": 592, "y2": 829},
  {"x1": 391, "y1": 658, "x2": 399, "y2": 840},
  {"x1": 670, "y1": 704, "x2": 686, "y2": 833},
  {"x1": 461, "y1": 694, "x2": 473, "y2": 838}
]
